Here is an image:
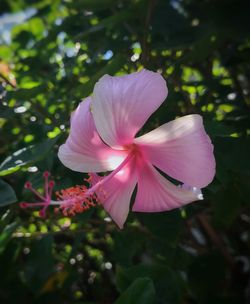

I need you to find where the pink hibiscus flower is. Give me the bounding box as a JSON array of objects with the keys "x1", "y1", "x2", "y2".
[{"x1": 56, "y1": 69, "x2": 215, "y2": 228}]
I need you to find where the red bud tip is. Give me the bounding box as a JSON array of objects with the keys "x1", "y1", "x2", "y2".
[
  {"x1": 43, "y1": 171, "x2": 50, "y2": 178},
  {"x1": 20, "y1": 202, "x2": 28, "y2": 208},
  {"x1": 49, "y1": 180, "x2": 55, "y2": 187},
  {"x1": 24, "y1": 181, "x2": 32, "y2": 189},
  {"x1": 39, "y1": 210, "x2": 46, "y2": 218}
]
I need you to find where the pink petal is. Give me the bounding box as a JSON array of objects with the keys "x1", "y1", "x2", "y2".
[
  {"x1": 97, "y1": 158, "x2": 137, "y2": 229},
  {"x1": 132, "y1": 161, "x2": 201, "y2": 212},
  {"x1": 134, "y1": 114, "x2": 215, "y2": 188},
  {"x1": 92, "y1": 69, "x2": 168, "y2": 149},
  {"x1": 58, "y1": 97, "x2": 128, "y2": 172}
]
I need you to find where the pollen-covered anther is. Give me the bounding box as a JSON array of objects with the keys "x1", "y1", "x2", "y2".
[
  {"x1": 55, "y1": 184, "x2": 100, "y2": 216},
  {"x1": 84, "y1": 175, "x2": 93, "y2": 184}
]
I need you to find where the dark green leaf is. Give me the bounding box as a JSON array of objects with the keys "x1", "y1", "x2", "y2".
[
  {"x1": 0, "y1": 222, "x2": 18, "y2": 255},
  {"x1": 116, "y1": 264, "x2": 184, "y2": 304},
  {"x1": 0, "y1": 179, "x2": 17, "y2": 206},
  {"x1": 115, "y1": 277, "x2": 155, "y2": 304},
  {"x1": 137, "y1": 210, "x2": 183, "y2": 245}
]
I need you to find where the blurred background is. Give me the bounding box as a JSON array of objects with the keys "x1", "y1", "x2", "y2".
[{"x1": 0, "y1": 0, "x2": 250, "y2": 303}]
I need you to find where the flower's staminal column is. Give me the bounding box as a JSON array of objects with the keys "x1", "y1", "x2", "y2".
[
  {"x1": 20, "y1": 151, "x2": 135, "y2": 217},
  {"x1": 53, "y1": 151, "x2": 134, "y2": 215}
]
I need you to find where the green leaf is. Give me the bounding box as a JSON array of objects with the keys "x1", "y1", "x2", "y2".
[
  {"x1": 0, "y1": 179, "x2": 17, "y2": 206},
  {"x1": 204, "y1": 120, "x2": 236, "y2": 137},
  {"x1": 74, "y1": 10, "x2": 132, "y2": 41},
  {"x1": 116, "y1": 264, "x2": 184, "y2": 304},
  {"x1": 137, "y1": 210, "x2": 183, "y2": 245},
  {"x1": 0, "y1": 222, "x2": 18, "y2": 255},
  {"x1": 0, "y1": 137, "x2": 59, "y2": 176},
  {"x1": 115, "y1": 277, "x2": 155, "y2": 304},
  {"x1": 0, "y1": 104, "x2": 14, "y2": 118},
  {"x1": 24, "y1": 235, "x2": 55, "y2": 292},
  {"x1": 78, "y1": 54, "x2": 126, "y2": 97},
  {"x1": 188, "y1": 253, "x2": 227, "y2": 303},
  {"x1": 211, "y1": 184, "x2": 241, "y2": 229},
  {"x1": 214, "y1": 137, "x2": 250, "y2": 175},
  {"x1": 73, "y1": 0, "x2": 117, "y2": 10},
  {"x1": 6, "y1": 84, "x2": 46, "y2": 101},
  {"x1": 112, "y1": 229, "x2": 145, "y2": 267}
]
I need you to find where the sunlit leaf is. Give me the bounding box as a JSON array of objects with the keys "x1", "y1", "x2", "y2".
[{"x1": 0, "y1": 137, "x2": 59, "y2": 176}]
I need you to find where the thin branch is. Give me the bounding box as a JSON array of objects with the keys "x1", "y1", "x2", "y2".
[
  {"x1": 0, "y1": 73, "x2": 16, "y2": 89},
  {"x1": 141, "y1": 0, "x2": 156, "y2": 66}
]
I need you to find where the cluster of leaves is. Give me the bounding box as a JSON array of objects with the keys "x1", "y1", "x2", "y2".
[{"x1": 0, "y1": 0, "x2": 250, "y2": 303}]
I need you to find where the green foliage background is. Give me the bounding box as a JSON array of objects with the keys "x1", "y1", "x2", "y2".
[{"x1": 0, "y1": 0, "x2": 250, "y2": 303}]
